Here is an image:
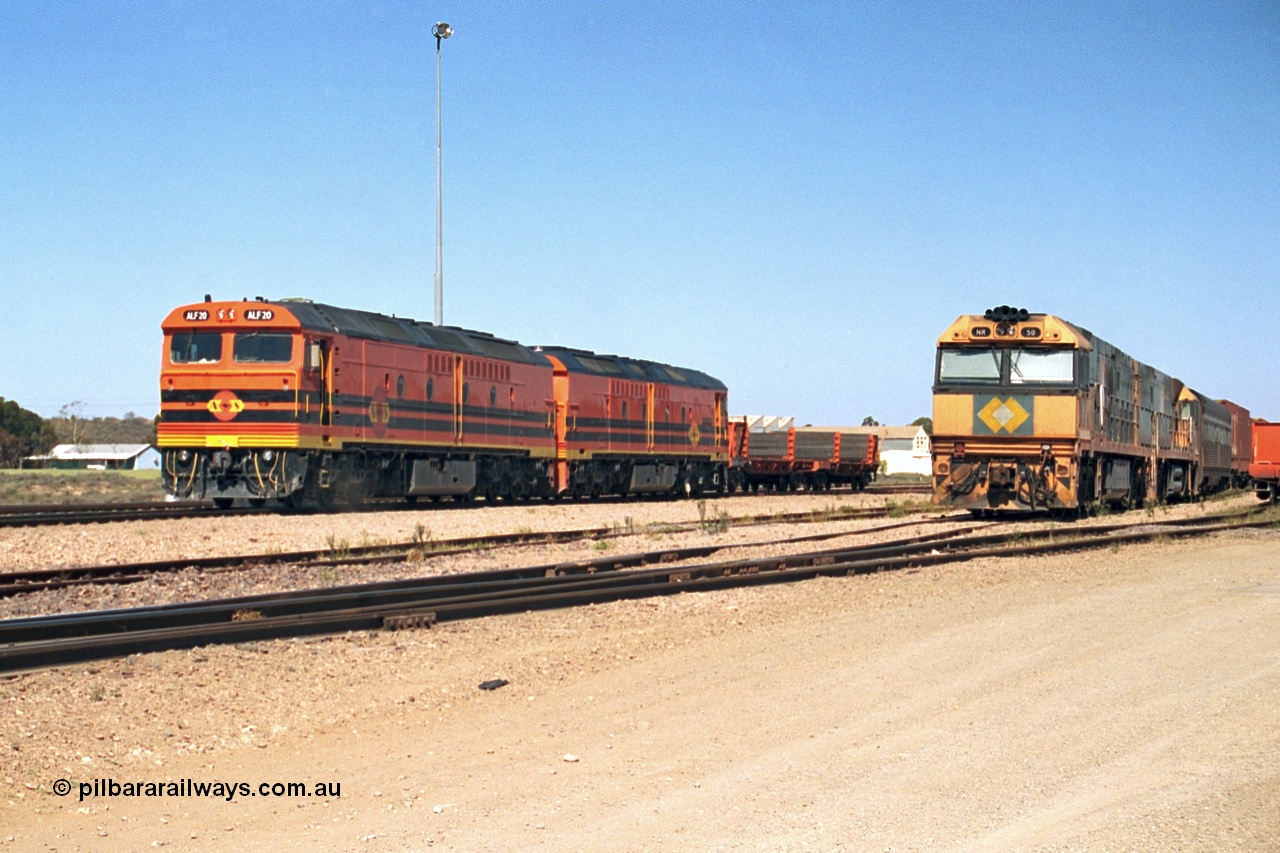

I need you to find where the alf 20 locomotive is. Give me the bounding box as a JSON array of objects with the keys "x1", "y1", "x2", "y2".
[{"x1": 158, "y1": 297, "x2": 730, "y2": 507}]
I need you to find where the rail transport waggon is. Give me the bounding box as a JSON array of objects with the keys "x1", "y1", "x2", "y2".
[
  {"x1": 930, "y1": 306, "x2": 1250, "y2": 514},
  {"x1": 1249, "y1": 420, "x2": 1280, "y2": 502},
  {"x1": 159, "y1": 298, "x2": 728, "y2": 508},
  {"x1": 727, "y1": 421, "x2": 879, "y2": 492}
]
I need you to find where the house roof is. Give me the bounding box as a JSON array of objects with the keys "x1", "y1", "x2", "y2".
[
  {"x1": 825, "y1": 426, "x2": 927, "y2": 440},
  {"x1": 38, "y1": 444, "x2": 153, "y2": 461}
]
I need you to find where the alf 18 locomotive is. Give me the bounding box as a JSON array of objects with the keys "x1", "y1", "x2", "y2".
[
  {"x1": 930, "y1": 306, "x2": 1250, "y2": 514},
  {"x1": 158, "y1": 297, "x2": 729, "y2": 507}
]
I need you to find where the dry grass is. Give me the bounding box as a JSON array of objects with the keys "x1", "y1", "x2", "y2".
[{"x1": 0, "y1": 469, "x2": 164, "y2": 505}]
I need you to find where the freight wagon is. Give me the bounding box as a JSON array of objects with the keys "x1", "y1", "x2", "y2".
[
  {"x1": 1250, "y1": 420, "x2": 1280, "y2": 502},
  {"x1": 727, "y1": 420, "x2": 879, "y2": 492}
]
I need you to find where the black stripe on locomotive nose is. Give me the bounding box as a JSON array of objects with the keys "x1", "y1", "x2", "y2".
[{"x1": 162, "y1": 389, "x2": 297, "y2": 404}]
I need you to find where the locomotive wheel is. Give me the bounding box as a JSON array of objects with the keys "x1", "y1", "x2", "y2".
[
  {"x1": 248, "y1": 498, "x2": 266, "y2": 509},
  {"x1": 213, "y1": 498, "x2": 234, "y2": 510}
]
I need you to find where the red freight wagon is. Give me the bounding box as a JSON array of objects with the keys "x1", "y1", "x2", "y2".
[
  {"x1": 1250, "y1": 420, "x2": 1280, "y2": 502},
  {"x1": 727, "y1": 420, "x2": 879, "y2": 491}
]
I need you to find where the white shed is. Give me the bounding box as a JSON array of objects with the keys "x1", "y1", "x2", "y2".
[{"x1": 24, "y1": 444, "x2": 156, "y2": 470}]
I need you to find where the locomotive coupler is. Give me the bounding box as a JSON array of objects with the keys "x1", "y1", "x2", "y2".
[{"x1": 988, "y1": 462, "x2": 1017, "y2": 490}]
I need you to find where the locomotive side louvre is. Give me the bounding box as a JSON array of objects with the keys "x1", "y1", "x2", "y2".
[{"x1": 931, "y1": 308, "x2": 1234, "y2": 513}]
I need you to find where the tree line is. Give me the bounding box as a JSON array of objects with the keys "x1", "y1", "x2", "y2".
[{"x1": 0, "y1": 398, "x2": 156, "y2": 468}]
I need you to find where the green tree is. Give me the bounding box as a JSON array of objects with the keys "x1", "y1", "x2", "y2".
[
  {"x1": 0, "y1": 397, "x2": 54, "y2": 468},
  {"x1": 911, "y1": 416, "x2": 933, "y2": 435},
  {"x1": 861, "y1": 416, "x2": 880, "y2": 427}
]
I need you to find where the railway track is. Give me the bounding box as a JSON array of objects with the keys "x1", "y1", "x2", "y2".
[
  {"x1": 0, "y1": 503, "x2": 947, "y2": 597},
  {"x1": 0, "y1": 507, "x2": 1271, "y2": 673},
  {"x1": 0, "y1": 483, "x2": 929, "y2": 529},
  {"x1": 863, "y1": 483, "x2": 932, "y2": 495},
  {"x1": 0, "y1": 500, "x2": 266, "y2": 528}
]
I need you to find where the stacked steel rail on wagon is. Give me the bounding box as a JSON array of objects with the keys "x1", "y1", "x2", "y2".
[
  {"x1": 726, "y1": 419, "x2": 879, "y2": 492},
  {"x1": 930, "y1": 306, "x2": 1251, "y2": 515},
  {"x1": 158, "y1": 298, "x2": 728, "y2": 508},
  {"x1": 1249, "y1": 420, "x2": 1280, "y2": 502}
]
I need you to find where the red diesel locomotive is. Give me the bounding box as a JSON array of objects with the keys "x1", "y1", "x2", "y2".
[{"x1": 158, "y1": 298, "x2": 729, "y2": 507}]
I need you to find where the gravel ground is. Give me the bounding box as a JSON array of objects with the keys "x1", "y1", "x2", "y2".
[
  {"x1": 1, "y1": 491, "x2": 1276, "y2": 850},
  {"x1": 0, "y1": 492, "x2": 907, "y2": 572},
  {"x1": 0, "y1": 491, "x2": 1258, "y2": 620}
]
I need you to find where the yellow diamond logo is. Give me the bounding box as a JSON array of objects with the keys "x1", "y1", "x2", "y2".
[{"x1": 978, "y1": 397, "x2": 1029, "y2": 433}]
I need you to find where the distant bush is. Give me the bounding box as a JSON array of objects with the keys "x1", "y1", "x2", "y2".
[
  {"x1": 46, "y1": 412, "x2": 156, "y2": 446},
  {"x1": 0, "y1": 397, "x2": 56, "y2": 468}
]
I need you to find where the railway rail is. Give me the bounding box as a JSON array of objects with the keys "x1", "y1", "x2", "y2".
[
  {"x1": 0, "y1": 482, "x2": 928, "y2": 529},
  {"x1": 0, "y1": 503, "x2": 946, "y2": 597},
  {"x1": 1, "y1": 506, "x2": 1272, "y2": 673},
  {"x1": 0, "y1": 500, "x2": 264, "y2": 528}
]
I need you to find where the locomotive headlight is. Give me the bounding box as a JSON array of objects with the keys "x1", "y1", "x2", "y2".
[
  {"x1": 261, "y1": 449, "x2": 276, "y2": 463},
  {"x1": 178, "y1": 450, "x2": 192, "y2": 463}
]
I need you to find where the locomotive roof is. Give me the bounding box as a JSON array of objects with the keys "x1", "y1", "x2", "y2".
[
  {"x1": 162, "y1": 299, "x2": 725, "y2": 389},
  {"x1": 281, "y1": 301, "x2": 551, "y2": 365},
  {"x1": 162, "y1": 299, "x2": 550, "y2": 366},
  {"x1": 937, "y1": 308, "x2": 1232, "y2": 409},
  {"x1": 535, "y1": 345, "x2": 727, "y2": 392}
]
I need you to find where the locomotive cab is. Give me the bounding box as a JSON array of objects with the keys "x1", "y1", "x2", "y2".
[
  {"x1": 159, "y1": 301, "x2": 315, "y2": 507},
  {"x1": 931, "y1": 307, "x2": 1084, "y2": 512}
]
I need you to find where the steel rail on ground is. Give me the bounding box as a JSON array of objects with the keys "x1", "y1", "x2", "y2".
[
  {"x1": 0, "y1": 504, "x2": 949, "y2": 596},
  {"x1": 0, "y1": 508, "x2": 1271, "y2": 673},
  {"x1": 0, "y1": 483, "x2": 932, "y2": 529}
]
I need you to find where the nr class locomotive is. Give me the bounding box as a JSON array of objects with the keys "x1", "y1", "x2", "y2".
[
  {"x1": 158, "y1": 297, "x2": 729, "y2": 507},
  {"x1": 930, "y1": 306, "x2": 1250, "y2": 514}
]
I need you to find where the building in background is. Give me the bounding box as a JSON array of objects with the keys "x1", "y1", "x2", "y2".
[
  {"x1": 870, "y1": 426, "x2": 931, "y2": 475},
  {"x1": 811, "y1": 425, "x2": 930, "y2": 476},
  {"x1": 22, "y1": 444, "x2": 159, "y2": 470}
]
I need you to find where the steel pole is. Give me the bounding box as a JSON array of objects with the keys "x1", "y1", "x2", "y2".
[{"x1": 434, "y1": 32, "x2": 444, "y2": 326}]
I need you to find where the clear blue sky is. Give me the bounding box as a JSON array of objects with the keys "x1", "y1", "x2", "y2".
[{"x1": 2, "y1": 2, "x2": 1277, "y2": 424}]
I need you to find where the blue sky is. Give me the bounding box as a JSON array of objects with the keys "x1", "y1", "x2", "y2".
[{"x1": 2, "y1": 1, "x2": 1277, "y2": 424}]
